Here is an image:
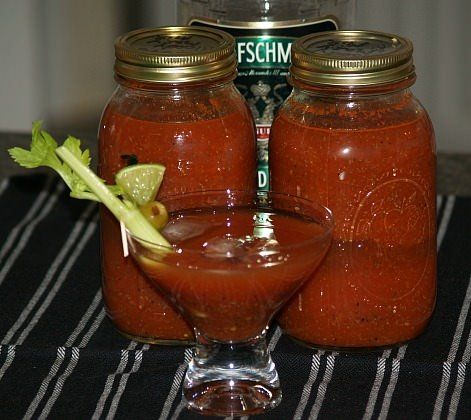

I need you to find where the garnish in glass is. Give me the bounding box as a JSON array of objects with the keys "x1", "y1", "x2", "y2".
[{"x1": 8, "y1": 121, "x2": 169, "y2": 247}]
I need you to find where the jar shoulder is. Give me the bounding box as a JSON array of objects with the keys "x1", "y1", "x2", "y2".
[
  {"x1": 101, "y1": 83, "x2": 251, "y2": 124},
  {"x1": 277, "y1": 90, "x2": 432, "y2": 131}
]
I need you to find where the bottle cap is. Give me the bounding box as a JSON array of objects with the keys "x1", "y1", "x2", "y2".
[
  {"x1": 290, "y1": 30, "x2": 415, "y2": 86},
  {"x1": 114, "y1": 26, "x2": 237, "y2": 83}
]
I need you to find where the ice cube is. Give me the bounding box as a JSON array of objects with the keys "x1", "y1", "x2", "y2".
[
  {"x1": 202, "y1": 236, "x2": 246, "y2": 259},
  {"x1": 162, "y1": 217, "x2": 213, "y2": 243}
]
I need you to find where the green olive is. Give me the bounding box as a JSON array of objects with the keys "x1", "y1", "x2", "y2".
[{"x1": 139, "y1": 201, "x2": 169, "y2": 230}]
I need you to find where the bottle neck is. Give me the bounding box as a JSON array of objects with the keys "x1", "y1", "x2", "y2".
[{"x1": 226, "y1": 0, "x2": 302, "y2": 21}]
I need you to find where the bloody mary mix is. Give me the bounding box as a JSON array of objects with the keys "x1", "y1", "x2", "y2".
[
  {"x1": 126, "y1": 190, "x2": 332, "y2": 416},
  {"x1": 130, "y1": 199, "x2": 332, "y2": 343},
  {"x1": 99, "y1": 27, "x2": 256, "y2": 343},
  {"x1": 270, "y1": 31, "x2": 436, "y2": 348}
]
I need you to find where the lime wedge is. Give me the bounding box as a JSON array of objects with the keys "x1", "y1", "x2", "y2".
[{"x1": 115, "y1": 163, "x2": 165, "y2": 206}]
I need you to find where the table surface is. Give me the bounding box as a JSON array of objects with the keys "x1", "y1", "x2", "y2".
[{"x1": 0, "y1": 131, "x2": 470, "y2": 419}]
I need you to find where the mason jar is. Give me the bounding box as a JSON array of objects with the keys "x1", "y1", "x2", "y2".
[
  {"x1": 98, "y1": 26, "x2": 257, "y2": 344},
  {"x1": 178, "y1": 0, "x2": 356, "y2": 193},
  {"x1": 270, "y1": 30, "x2": 436, "y2": 349}
]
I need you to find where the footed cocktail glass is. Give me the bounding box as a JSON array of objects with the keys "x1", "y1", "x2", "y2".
[{"x1": 127, "y1": 190, "x2": 333, "y2": 416}]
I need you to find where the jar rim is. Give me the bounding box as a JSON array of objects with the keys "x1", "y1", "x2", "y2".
[
  {"x1": 290, "y1": 30, "x2": 415, "y2": 87},
  {"x1": 114, "y1": 26, "x2": 237, "y2": 84}
]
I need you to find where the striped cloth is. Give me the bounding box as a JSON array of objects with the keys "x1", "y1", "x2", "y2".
[{"x1": 0, "y1": 175, "x2": 470, "y2": 420}]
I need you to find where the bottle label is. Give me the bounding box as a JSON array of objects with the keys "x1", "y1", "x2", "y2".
[{"x1": 189, "y1": 17, "x2": 338, "y2": 191}]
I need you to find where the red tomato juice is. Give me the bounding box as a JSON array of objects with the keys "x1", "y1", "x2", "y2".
[
  {"x1": 99, "y1": 108, "x2": 256, "y2": 342},
  {"x1": 271, "y1": 112, "x2": 436, "y2": 348},
  {"x1": 134, "y1": 207, "x2": 331, "y2": 343}
]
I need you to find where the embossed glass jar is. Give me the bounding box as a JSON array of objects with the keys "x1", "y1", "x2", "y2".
[{"x1": 270, "y1": 31, "x2": 436, "y2": 349}]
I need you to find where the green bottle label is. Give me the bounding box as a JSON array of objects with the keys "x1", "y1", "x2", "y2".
[
  {"x1": 189, "y1": 17, "x2": 338, "y2": 192},
  {"x1": 237, "y1": 37, "x2": 292, "y2": 68}
]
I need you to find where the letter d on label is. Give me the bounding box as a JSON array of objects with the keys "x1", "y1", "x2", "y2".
[{"x1": 258, "y1": 169, "x2": 268, "y2": 189}]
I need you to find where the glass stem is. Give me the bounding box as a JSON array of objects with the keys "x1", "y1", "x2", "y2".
[{"x1": 183, "y1": 330, "x2": 281, "y2": 416}]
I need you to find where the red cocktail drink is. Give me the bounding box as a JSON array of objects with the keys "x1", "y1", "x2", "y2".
[{"x1": 127, "y1": 190, "x2": 333, "y2": 416}]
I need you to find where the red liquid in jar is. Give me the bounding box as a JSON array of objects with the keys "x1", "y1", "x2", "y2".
[
  {"x1": 99, "y1": 107, "x2": 256, "y2": 342},
  {"x1": 271, "y1": 107, "x2": 436, "y2": 348}
]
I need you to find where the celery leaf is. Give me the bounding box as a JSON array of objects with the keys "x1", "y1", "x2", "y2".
[{"x1": 8, "y1": 121, "x2": 121, "y2": 202}]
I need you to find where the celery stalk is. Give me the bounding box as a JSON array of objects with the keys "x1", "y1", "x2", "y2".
[
  {"x1": 8, "y1": 122, "x2": 171, "y2": 249},
  {"x1": 55, "y1": 146, "x2": 170, "y2": 248}
]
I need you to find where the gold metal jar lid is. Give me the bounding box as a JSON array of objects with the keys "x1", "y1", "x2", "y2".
[
  {"x1": 114, "y1": 26, "x2": 237, "y2": 83},
  {"x1": 290, "y1": 30, "x2": 415, "y2": 86}
]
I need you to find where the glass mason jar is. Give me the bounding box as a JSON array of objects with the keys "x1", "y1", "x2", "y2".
[
  {"x1": 270, "y1": 31, "x2": 436, "y2": 349},
  {"x1": 178, "y1": 0, "x2": 356, "y2": 193},
  {"x1": 99, "y1": 27, "x2": 257, "y2": 344}
]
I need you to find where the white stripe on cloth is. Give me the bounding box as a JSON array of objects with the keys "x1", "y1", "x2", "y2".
[
  {"x1": 24, "y1": 347, "x2": 68, "y2": 419},
  {"x1": 2, "y1": 202, "x2": 97, "y2": 345},
  {"x1": 105, "y1": 344, "x2": 150, "y2": 420},
  {"x1": 17, "y1": 214, "x2": 98, "y2": 345},
  {"x1": 162, "y1": 348, "x2": 192, "y2": 420},
  {"x1": 169, "y1": 398, "x2": 186, "y2": 419},
  {"x1": 92, "y1": 342, "x2": 139, "y2": 420},
  {"x1": 38, "y1": 308, "x2": 107, "y2": 420},
  {"x1": 268, "y1": 326, "x2": 282, "y2": 352},
  {"x1": 67, "y1": 289, "x2": 103, "y2": 348},
  {"x1": 436, "y1": 195, "x2": 443, "y2": 213},
  {"x1": 436, "y1": 196, "x2": 456, "y2": 252},
  {"x1": 434, "y1": 276, "x2": 471, "y2": 420},
  {"x1": 0, "y1": 207, "x2": 97, "y2": 386},
  {"x1": 38, "y1": 347, "x2": 81, "y2": 420},
  {"x1": 377, "y1": 346, "x2": 407, "y2": 420},
  {"x1": 447, "y1": 304, "x2": 471, "y2": 419},
  {"x1": 364, "y1": 194, "x2": 454, "y2": 419},
  {"x1": 0, "y1": 178, "x2": 9, "y2": 197},
  {"x1": 0, "y1": 345, "x2": 16, "y2": 382},
  {"x1": 433, "y1": 196, "x2": 471, "y2": 419},
  {"x1": 308, "y1": 352, "x2": 338, "y2": 419},
  {"x1": 0, "y1": 176, "x2": 53, "y2": 263},
  {"x1": 447, "y1": 361, "x2": 469, "y2": 420},
  {"x1": 22, "y1": 223, "x2": 102, "y2": 419},
  {"x1": 293, "y1": 351, "x2": 324, "y2": 420},
  {"x1": 0, "y1": 177, "x2": 61, "y2": 287},
  {"x1": 362, "y1": 351, "x2": 391, "y2": 420},
  {"x1": 23, "y1": 297, "x2": 105, "y2": 420}
]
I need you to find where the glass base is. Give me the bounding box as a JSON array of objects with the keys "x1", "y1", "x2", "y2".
[
  {"x1": 183, "y1": 334, "x2": 282, "y2": 416},
  {"x1": 184, "y1": 379, "x2": 281, "y2": 416}
]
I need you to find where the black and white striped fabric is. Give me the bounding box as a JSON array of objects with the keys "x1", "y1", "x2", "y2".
[{"x1": 0, "y1": 175, "x2": 470, "y2": 419}]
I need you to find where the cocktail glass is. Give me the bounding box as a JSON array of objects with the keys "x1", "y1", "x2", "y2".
[{"x1": 127, "y1": 190, "x2": 333, "y2": 416}]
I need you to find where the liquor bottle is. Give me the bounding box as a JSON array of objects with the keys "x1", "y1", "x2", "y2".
[{"x1": 178, "y1": 0, "x2": 356, "y2": 192}]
